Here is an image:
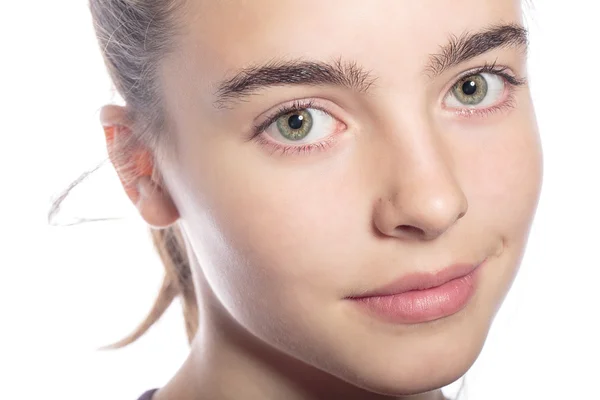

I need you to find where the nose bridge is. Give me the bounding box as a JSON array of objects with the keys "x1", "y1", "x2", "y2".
[{"x1": 372, "y1": 112, "x2": 468, "y2": 240}]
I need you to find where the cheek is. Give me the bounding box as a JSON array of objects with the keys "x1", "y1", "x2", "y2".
[
  {"x1": 475, "y1": 106, "x2": 543, "y2": 239},
  {"x1": 175, "y1": 135, "x2": 365, "y2": 311},
  {"x1": 466, "y1": 102, "x2": 543, "y2": 307}
]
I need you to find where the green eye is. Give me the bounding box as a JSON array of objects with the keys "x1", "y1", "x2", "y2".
[
  {"x1": 452, "y1": 74, "x2": 488, "y2": 105},
  {"x1": 276, "y1": 110, "x2": 313, "y2": 141}
]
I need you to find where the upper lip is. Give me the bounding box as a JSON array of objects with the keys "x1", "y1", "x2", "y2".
[{"x1": 349, "y1": 258, "x2": 487, "y2": 298}]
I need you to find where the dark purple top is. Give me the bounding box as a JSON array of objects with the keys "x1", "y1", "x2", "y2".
[{"x1": 137, "y1": 389, "x2": 159, "y2": 400}]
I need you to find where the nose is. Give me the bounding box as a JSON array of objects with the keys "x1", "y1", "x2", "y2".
[{"x1": 372, "y1": 129, "x2": 468, "y2": 241}]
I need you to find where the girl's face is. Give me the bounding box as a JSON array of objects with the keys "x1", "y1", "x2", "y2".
[{"x1": 154, "y1": 0, "x2": 542, "y2": 394}]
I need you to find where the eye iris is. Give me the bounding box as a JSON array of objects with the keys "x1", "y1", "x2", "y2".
[
  {"x1": 276, "y1": 110, "x2": 313, "y2": 140},
  {"x1": 453, "y1": 74, "x2": 488, "y2": 105}
]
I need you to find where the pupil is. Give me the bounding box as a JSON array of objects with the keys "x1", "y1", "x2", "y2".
[
  {"x1": 462, "y1": 80, "x2": 477, "y2": 95},
  {"x1": 288, "y1": 114, "x2": 304, "y2": 130}
]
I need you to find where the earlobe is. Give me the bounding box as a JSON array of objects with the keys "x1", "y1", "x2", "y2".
[
  {"x1": 136, "y1": 176, "x2": 180, "y2": 228},
  {"x1": 100, "y1": 104, "x2": 180, "y2": 228}
]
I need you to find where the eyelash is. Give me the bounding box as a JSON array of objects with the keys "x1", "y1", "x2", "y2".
[{"x1": 251, "y1": 62, "x2": 527, "y2": 156}]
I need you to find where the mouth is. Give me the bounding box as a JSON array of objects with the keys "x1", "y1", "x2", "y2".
[{"x1": 347, "y1": 258, "x2": 488, "y2": 324}]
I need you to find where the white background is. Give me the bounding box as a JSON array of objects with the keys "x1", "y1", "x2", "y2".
[{"x1": 0, "y1": 1, "x2": 599, "y2": 399}]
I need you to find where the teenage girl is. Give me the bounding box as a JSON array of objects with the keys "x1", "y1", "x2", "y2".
[{"x1": 82, "y1": 0, "x2": 543, "y2": 398}]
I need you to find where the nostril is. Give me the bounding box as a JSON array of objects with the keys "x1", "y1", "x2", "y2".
[{"x1": 397, "y1": 225, "x2": 425, "y2": 237}]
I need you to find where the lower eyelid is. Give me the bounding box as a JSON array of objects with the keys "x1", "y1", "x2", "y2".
[
  {"x1": 448, "y1": 91, "x2": 518, "y2": 119},
  {"x1": 255, "y1": 132, "x2": 340, "y2": 156},
  {"x1": 259, "y1": 118, "x2": 346, "y2": 146}
]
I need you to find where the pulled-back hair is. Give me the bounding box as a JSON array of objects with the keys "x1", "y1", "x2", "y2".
[
  {"x1": 49, "y1": 0, "x2": 198, "y2": 348},
  {"x1": 90, "y1": 0, "x2": 197, "y2": 348}
]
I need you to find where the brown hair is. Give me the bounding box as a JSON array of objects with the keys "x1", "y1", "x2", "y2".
[{"x1": 49, "y1": 0, "x2": 198, "y2": 349}]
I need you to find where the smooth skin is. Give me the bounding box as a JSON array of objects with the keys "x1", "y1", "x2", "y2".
[{"x1": 101, "y1": 0, "x2": 543, "y2": 399}]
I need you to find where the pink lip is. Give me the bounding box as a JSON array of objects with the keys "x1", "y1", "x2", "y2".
[{"x1": 348, "y1": 258, "x2": 487, "y2": 324}]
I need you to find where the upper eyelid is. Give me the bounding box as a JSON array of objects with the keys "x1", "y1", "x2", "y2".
[
  {"x1": 453, "y1": 65, "x2": 509, "y2": 84},
  {"x1": 451, "y1": 64, "x2": 525, "y2": 87}
]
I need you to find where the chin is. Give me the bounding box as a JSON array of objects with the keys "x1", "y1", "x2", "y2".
[
  {"x1": 335, "y1": 336, "x2": 482, "y2": 397},
  {"x1": 310, "y1": 303, "x2": 493, "y2": 397},
  {"x1": 349, "y1": 345, "x2": 478, "y2": 396}
]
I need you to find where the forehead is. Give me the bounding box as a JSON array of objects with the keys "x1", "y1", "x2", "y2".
[
  {"x1": 162, "y1": 0, "x2": 522, "y2": 109},
  {"x1": 175, "y1": 0, "x2": 521, "y2": 64}
]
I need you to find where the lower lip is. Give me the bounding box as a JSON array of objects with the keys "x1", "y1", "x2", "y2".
[{"x1": 350, "y1": 261, "x2": 485, "y2": 324}]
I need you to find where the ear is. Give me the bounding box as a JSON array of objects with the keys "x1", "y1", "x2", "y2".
[{"x1": 100, "y1": 105, "x2": 180, "y2": 228}]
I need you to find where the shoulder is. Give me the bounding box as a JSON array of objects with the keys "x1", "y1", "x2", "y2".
[{"x1": 137, "y1": 389, "x2": 159, "y2": 400}]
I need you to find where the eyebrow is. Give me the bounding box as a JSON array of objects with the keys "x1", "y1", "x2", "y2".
[
  {"x1": 213, "y1": 23, "x2": 528, "y2": 109},
  {"x1": 425, "y1": 23, "x2": 528, "y2": 77},
  {"x1": 213, "y1": 57, "x2": 376, "y2": 109}
]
